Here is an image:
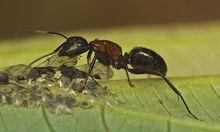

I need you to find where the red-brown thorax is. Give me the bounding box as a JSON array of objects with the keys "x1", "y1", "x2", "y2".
[{"x1": 89, "y1": 39, "x2": 122, "y2": 60}]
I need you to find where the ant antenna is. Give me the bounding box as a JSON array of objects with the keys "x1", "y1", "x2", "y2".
[
  {"x1": 17, "y1": 30, "x2": 68, "y2": 66},
  {"x1": 158, "y1": 73, "x2": 199, "y2": 120},
  {"x1": 18, "y1": 30, "x2": 68, "y2": 39}
]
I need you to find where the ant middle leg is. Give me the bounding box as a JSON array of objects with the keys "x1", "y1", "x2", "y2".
[{"x1": 80, "y1": 55, "x2": 97, "y2": 92}]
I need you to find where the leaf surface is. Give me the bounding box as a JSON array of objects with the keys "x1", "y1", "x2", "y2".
[{"x1": 0, "y1": 22, "x2": 220, "y2": 132}]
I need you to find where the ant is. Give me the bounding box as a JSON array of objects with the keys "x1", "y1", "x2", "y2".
[
  {"x1": 76, "y1": 39, "x2": 199, "y2": 119},
  {"x1": 21, "y1": 31, "x2": 198, "y2": 119}
]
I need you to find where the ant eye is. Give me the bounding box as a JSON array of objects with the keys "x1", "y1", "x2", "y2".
[{"x1": 76, "y1": 43, "x2": 82, "y2": 47}]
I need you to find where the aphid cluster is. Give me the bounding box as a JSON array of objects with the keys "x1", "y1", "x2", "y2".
[
  {"x1": 0, "y1": 30, "x2": 199, "y2": 119},
  {"x1": 0, "y1": 64, "x2": 101, "y2": 114},
  {"x1": 0, "y1": 52, "x2": 115, "y2": 114}
]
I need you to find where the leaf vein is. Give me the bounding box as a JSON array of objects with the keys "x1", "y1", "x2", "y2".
[
  {"x1": 189, "y1": 87, "x2": 213, "y2": 119},
  {"x1": 101, "y1": 105, "x2": 110, "y2": 132},
  {"x1": 41, "y1": 106, "x2": 55, "y2": 132},
  {"x1": 209, "y1": 82, "x2": 220, "y2": 101}
]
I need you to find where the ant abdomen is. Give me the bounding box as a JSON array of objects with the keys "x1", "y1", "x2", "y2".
[{"x1": 128, "y1": 47, "x2": 167, "y2": 76}]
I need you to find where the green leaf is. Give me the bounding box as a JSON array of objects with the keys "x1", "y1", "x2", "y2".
[{"x1": 1, "y1": 22, "x2": 220, "y2": 132}]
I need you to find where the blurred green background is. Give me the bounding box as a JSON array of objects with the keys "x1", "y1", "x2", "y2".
[{"x1": 1, "y1": 0, "x2": 220, "y2": 39}]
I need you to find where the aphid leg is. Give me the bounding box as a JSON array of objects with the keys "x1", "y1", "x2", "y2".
[
  {"x1": 9, "y1": 82, "x2": 27, "y2": 89},
  {"x1": 160, "y1": 74, "x2": 199, "y2": 120},
  {"x1": 81, "y1": 56, "x2": 97, "y2": 92}
]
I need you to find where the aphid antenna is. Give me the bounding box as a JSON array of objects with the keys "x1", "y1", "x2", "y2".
[
  {"x1": 158, "y1": 72, "x2": 199, "y2": 120},
  {"x1": 18, "y1": 30, "x2": 68, "y2": 39}
]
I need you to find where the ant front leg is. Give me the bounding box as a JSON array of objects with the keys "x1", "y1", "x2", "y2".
[
  {"x1": 87, "y1": 50, "x2": 93, "y2": 65},
  {"x1": 80, "y1": 55, "x2": 97, "y2": 92}
]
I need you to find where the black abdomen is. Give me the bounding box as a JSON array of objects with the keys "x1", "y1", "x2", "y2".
[{"x1": 129, "y1": 47, "x2": 167, "y2": 76}]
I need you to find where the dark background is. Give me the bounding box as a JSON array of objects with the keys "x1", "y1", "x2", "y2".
[{"x1": 1, "y1": 0, "x2": 220, "y2": 39}]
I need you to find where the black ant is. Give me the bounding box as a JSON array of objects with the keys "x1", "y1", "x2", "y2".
[
  {"x1": 20, "y1": 31, "x2": 198, "y2": 119},
  {"x1": 60, "y1": 37, "x2": 199, "y2": 119}
]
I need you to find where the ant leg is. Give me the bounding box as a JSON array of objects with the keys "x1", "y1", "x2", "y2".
[
  {"x1": 122, "y1": 58, "x2": 134, "y2": 87},
  {"x1": 90, "y1": 75, "x2": 102, "y2": 88},
  {"x1": 124, "y1": 66, "x2": 134, "y2": 87},
  {"x1": 29, "y1": 51, "x2": 56, "y2": 66},
  {"x1": 159, "y1": 73, "x2": 199, "y2": 120},
  {"x1": 87, "y1": 50, "x2": 93, "y2": 65},
  {"x1": 127, "y1": 68, "x2": 199, "y2": 119},
  {"x1": 81, "y1": 56, "x2": 97, "y2": 92}
]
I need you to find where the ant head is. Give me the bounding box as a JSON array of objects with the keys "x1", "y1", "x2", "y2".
[
  {"x1": 18, "y1": 31, "x2": 89, "y2": 57},
  {"x1": 127, "y1": 47, "x2": 167, "y2": 76},
  {"x1": 58, "y1": 36, "x2": 89, "y2": 57}
]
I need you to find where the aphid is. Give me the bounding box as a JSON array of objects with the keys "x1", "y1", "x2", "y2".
[
  {"x1": 59, "y1": 64, "x2": 107, "y2": 90},
  {"x1": 28, "y1": 67, "x2": 56, "y2": 80},
  {"x1": 124, "y1": 47, "x2": 199, "y2": 119},
  {"x1": 32, "y1": 56, "x2": 112, "y2": 89},
  {"x1": 59, "y1": 65, "x2": 94, "y2": 80},
  {"x1": 0, "y1": 72, "x2": 26, "y2": 89},
  {"x1": 2, "y1": 64, "x2": 56, "y2": 82}
]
